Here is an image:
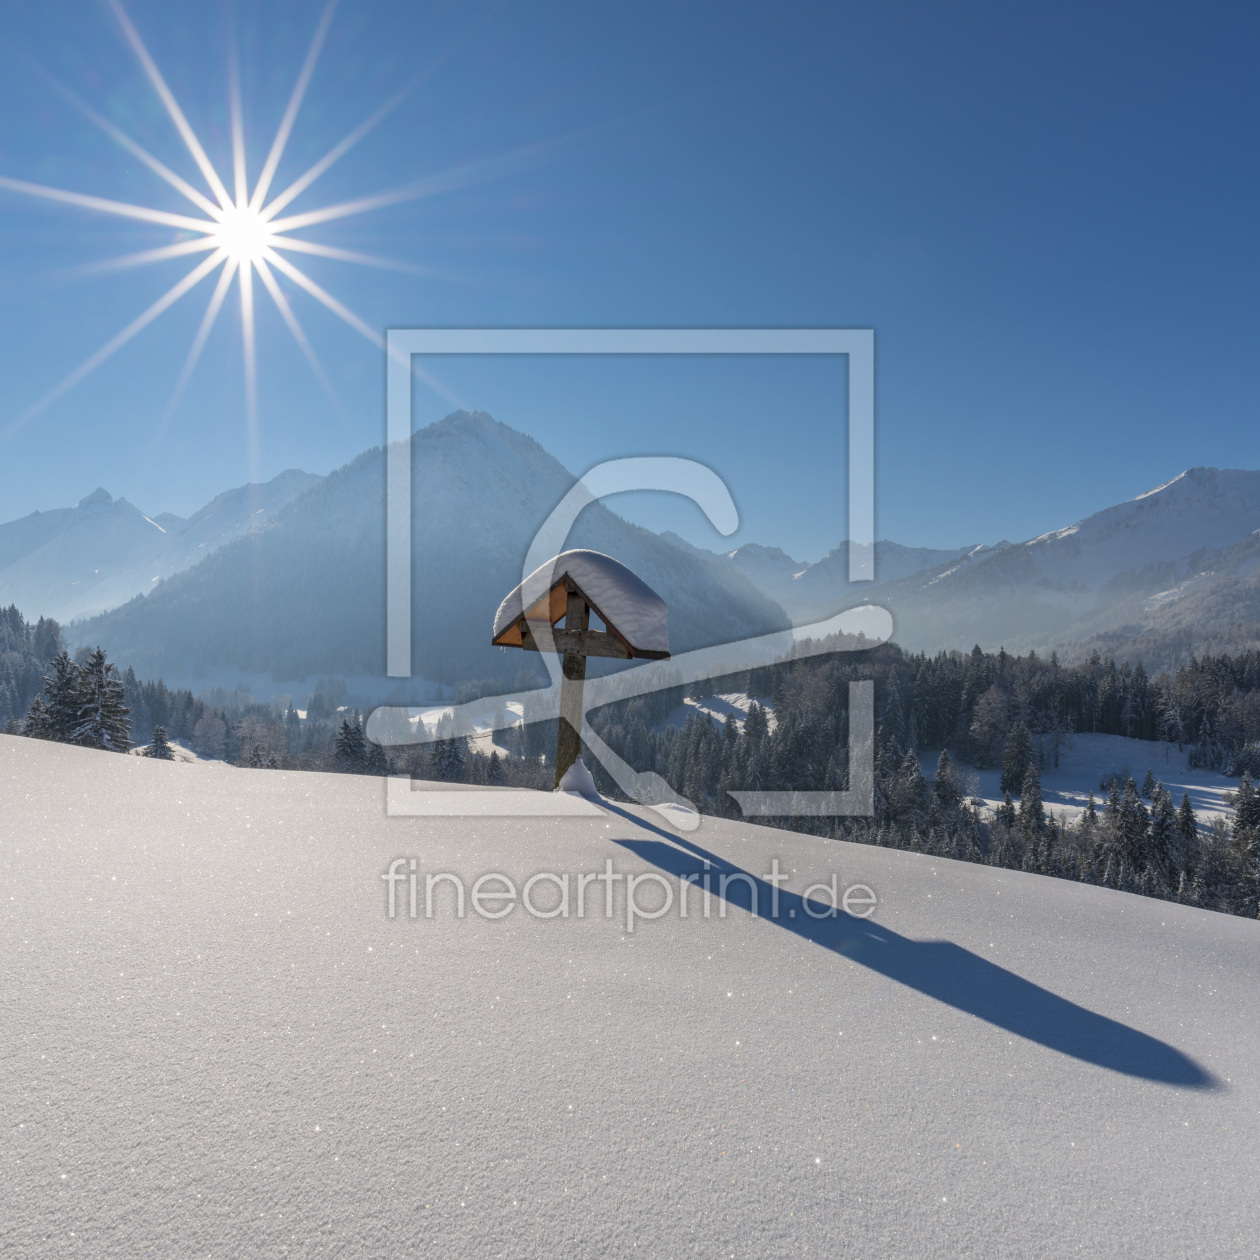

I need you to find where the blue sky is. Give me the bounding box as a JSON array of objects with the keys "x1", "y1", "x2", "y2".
[{"x1": 0, "y1": 0, "x2": 1256, "y2": 561}]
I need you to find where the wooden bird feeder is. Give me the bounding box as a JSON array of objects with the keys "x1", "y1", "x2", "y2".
[{"x1": 492, "y1": 549, "x2": 670, "y2": 787}]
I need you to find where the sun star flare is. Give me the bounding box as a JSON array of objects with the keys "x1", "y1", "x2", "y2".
[{"x1": 0, "y1": 0, "x2": 517, "y2": 454}]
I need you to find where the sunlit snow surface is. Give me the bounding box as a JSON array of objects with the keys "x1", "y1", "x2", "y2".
[{"x1": 2, "y1": 735, "x2": 1258, "y2": 1258}]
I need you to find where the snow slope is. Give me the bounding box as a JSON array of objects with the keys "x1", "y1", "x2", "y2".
[{"x1": 2, "y1": 734, "x2": 1256, "y2": 1257}]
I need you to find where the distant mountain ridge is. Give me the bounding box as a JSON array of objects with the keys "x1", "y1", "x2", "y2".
[
  {"x1": 0, "y1": 470, "x2": 323, "y2": 623},
  {"x1": 869, "y1": 467, "x2": 1260, "y2": 667},
  {"x1": 9, "y1": 424, "x2": 1260, "y2": 682},
  {"x1": 73, "y1": 412, "x2": 791, "y2": 686},
  {"x1": 663, "y1": 466, "x2": 1260, "y2": 670},
  {"x1": 663, "y1": 534, "x2": 976, "y2": 623}
]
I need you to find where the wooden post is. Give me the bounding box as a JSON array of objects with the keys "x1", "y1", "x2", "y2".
[{"x1": 554, "y1": 581, "x2": 589, "y2": 786}]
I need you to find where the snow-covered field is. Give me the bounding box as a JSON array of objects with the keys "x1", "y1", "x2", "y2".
[
  {"x1": 921, "y1": 732, "x2": 1240, "y2": 825},
  {"x1": 657, "y1": 691, "x2": 776, "y2": 734},
  {"x1": 2, "y1": 734, "x2": 1257, "y2": 1257}
]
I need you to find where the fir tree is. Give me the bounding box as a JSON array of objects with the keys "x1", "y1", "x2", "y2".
[
  {"x1": 365, "y1": 739, "x2": 388, "y2": 776},
  {"x1": 431, "y1": 735, "x2": 467, "y2": 782},
  {"x1": 334, "y1": 718, "x2": 367, "y2": 769},
  {"x1": 932, "y1": 749, "x2": 960, "y2": 810},
  {"x1": 1233, "y1": 773, "x2": 1260, "y2": 835},
  {"x1": 1140, "y1": 769, "x2": 1158, "y2": 799},
  {"x1": 1148, "y1": 784, "x2": 1177, "y2": 878},
  {"x1": 487, "y1": 750, "x2": 504, "y2": 785},
  {"x1": 146, "y1": 725, "x2": 175, "y2": 760},
  {"x1": 1018, "y1": 764, "x2": 1045, "y2": 834},
  {"x1": 1117, "y1": 779, "x2": 1150, "y2": 868},
  {"x1": 1231, "y1": 773, "x2": 1259, "y2": 878},
  {"x1": 1083, "y1": 790, "x2": 1098, "y2": 827},
  {"x1": 22, "y1": 694, "x2": 51, "y2": 738},
  {"x1": 1000, "y1": 722, "x2": 1036, "y2": 795},
  {"x1": 997, "y1": 791, "x2": 1017, "y2": 829},
  {"x1": 892, "y1": 749, "x2": 930, "y2": 827},
  {"x1": 743, "y1": 702, "x2": 768, "y2": 742},
  {"x1": 42, "y1": 651, "x2": 81, "y2": 743},
  {"x1": 71, "y1": 648, "x2": 130, "y2": 752},
  {"x1": 1101, "y1": 779, "x2": 1122, "y2": 847},
  {"x1": 1177, "y1": 792, "x2": 1199, "y2": 859}
]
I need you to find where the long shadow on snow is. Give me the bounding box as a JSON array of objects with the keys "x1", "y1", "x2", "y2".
[{"x1": 602, "y1": 802, "x2": 1217, "y2": 1089}]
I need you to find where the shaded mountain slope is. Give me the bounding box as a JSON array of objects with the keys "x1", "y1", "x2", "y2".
[{"x1": 77, "y1": 412, "x2": 790, "y2": 684}]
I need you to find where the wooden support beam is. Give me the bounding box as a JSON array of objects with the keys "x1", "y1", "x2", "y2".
[
  {"x1": 555, "y1": 588, "x2": 589, "y2": 786},
  {"x1": 517, "y1": 625, "x2": 635, "y2": 659}
]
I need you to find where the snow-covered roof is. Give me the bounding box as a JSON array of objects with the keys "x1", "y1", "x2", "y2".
[{"x1": 492, "y1": 549, "x2": 668, "y2": 655}]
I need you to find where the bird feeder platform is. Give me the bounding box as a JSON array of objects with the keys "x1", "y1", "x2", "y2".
[{"x1": 492, "y1": 549, "x2": 670, "y2": 786}]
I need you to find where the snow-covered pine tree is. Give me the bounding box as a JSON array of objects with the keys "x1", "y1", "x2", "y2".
[
  {"x1": 1083, "y1": 790, "x2": 1098, "y2": 827},
  {"x1": 932, "y1": 748, "x2": 960, "y2": 810},
  {"x1": 743, "y1": 701, "x2": 768, "y2": 742},
  {"x1": 1140, "y1": 769, "x2": 1158, "y2": 799},
  {"x1": 1000, "y1": 722, "x2": 1036, "y2": 795},
  {"x1": 1117, "y1": 778, "x2": 1150, "y2": 868},
  {"x1": 1018, "y1": 764, "x2": 1045, "y2": 834},
  {"x1": 997, "y1": 790, "x2": 1017, "y2": 829},
  {"x1": 431, "y1": 735, "x2": 467, "y2": 782},
  {"x1": 42, "y1": 651, "x2": 81, "y2": 743},
  {"x1": 22, "y1": 694, "x2": 51, "y2": 738},
  {"x1": 1177, "y1": 792, "x2": 1199, "y2": 856},
  {"x1": 892, "y1": 748, "x2": 930, "y2": 828},
  {"x1": 146, "y1": 725, "x2": 175, "y2": 760},
  {"x1": 1233, "y1": 772, "x2": 1260, "y2": 835},
  {"x1": 1100, "y1": 779, "x2": 1122, "y2": 848},
  {"x1": 1231, "y1": 774, "x2": 1259, "y2": 887},
  {"x1": 334, "y1": 717, "x2": 367, "y2": 770},
  {"x1": 70, "y1": 648, "x2": 130, "y2": 752},
  {"x1": 1148, "y1": 784, "x2": 1177, "y2": 878}
]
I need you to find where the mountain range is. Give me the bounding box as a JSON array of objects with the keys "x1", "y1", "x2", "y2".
[
  {"x1": 3, "y1": 413, "x2": 1259, "y2": 688},
  {"x1": 58, "y1": 413, "x2": 790, "y2": 689},
  {"x1": 672, "y1": 467, "x2": 1260, "y2": 670},
  {"x1": 0, "y1": 470, "x2": 321, "y2": 623}
]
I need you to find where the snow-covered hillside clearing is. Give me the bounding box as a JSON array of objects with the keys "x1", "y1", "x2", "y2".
[
  {"x1": 2, "y1": 735, "x2": 1257, "y2": 1257},
  {"x1": 656, "y1": 691, "x2": 776, "y2": 734},
  {"x1": 919, "y1": 732, "x2": 1240, "y2": 825}
]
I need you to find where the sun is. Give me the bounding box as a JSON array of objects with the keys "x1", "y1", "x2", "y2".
[
  {"x1": 0, "y1": 0, "x2": 532, "y2": 459},
  {"x1": 212, "y1": 205, "x2": 277, "y2": 266}
]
